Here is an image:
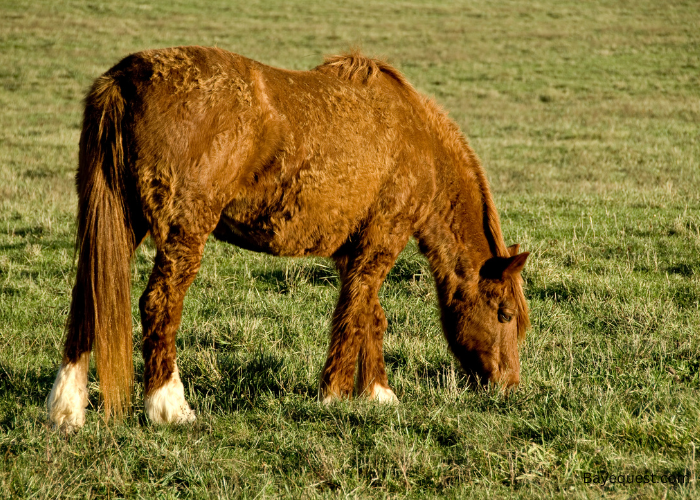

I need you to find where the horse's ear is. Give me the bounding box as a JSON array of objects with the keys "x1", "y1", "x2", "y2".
[
  {"x1": 480, "y1": 252, "x2": 529, "y2": 280},
  {"x1": 507, "y1": 244, "x2": 520, "y2": 257},
  {"x1": 504, "y1": 252, "x2": 529, "y2": 277}
]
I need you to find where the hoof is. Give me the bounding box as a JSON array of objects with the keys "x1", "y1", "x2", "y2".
[
  {"x1": 47, "y1": 355, "x2": 89, "y2": 433},
  {"x1": 144, "y1": 365, "x2": 196, "y2": 424},
  {"x1": 320, "y1": 394, "x2": 337, "y2": 405},
  {"x1": 368, "y1": 384, "x2": 398, "y2": 403},
  {"x1": 318, "y1": 386, "x2": 348, "y2": 405}
]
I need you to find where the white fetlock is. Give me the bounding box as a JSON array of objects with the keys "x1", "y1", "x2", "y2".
[
  {"x1": 319, "y1": 387, "x2": 337, "y2": 405},
  {"x1": 320, "y1": 383, "x2": 350, "y2": 405},
  {"x1": 321, "y1": 393, "x2": 337, "y2": 405},
  {"x1": 144, "y1": 364, "x2": 196, "y2": 424},
  {"x1": 47, "y1": 353, "x2": 89, "y2": 433},
  {"x1": 369, "y1": 384, "x2": 399, "y2": 403}
]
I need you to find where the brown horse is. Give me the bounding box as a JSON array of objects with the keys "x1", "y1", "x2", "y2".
[{"x1": 47, "y1": 47, "x2": 529, "y2": 431}]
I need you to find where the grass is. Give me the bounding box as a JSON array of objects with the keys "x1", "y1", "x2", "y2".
[{"x1": 1, "y1": 0, "x2": 699, "y2": 497}]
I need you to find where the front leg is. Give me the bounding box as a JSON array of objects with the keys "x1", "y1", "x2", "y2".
[
  {"x1": 354, "y1": 298, "x2": 398, "y2": 403},
  {"x1": 318, "y1": 284, "x2": 365, "y2": 402},
  {"x1": 319, "y1": 232, "x2": 408, "y2": 404}
]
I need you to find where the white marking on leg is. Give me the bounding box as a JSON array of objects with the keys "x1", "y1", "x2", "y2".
[
  {"x1": 369, "y1": 383, "x2": 398, "y2": 403},
  {"x1": 321, "y1": 393, "x2": 337, "y2": 405},
  {"x1": 144, "y1": 363, "x2": 196, "y2": 424},
  {"x1": 319, "y1": 385, "x2": 339, "y2": 405},
  {"x1": 47, "y1": 352, "x2": 89, "y2": 433}
]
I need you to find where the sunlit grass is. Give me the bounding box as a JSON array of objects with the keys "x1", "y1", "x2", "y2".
[{"x1": 1, "y1": 0, "x2": 699, "y2": 497}]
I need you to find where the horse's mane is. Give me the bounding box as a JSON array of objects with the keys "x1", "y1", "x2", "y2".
[
  {"x1": 417, "y1": 95, "x2": 510, "y2": 259},
  {"x1": 316, "y1": 50, "x2": 414, "y2": 89}
]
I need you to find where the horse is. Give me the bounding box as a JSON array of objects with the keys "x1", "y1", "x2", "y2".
[{"x1": 47, "y1": 47, "x2": 530, "y2": 432}]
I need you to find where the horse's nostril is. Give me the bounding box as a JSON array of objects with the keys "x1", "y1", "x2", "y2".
[
  {"x1": 502, "y1": 368, "x2": 520, "y2": 389},
  {"x1": 486, "y1": 364, "x2": 519, "y2": 389}
]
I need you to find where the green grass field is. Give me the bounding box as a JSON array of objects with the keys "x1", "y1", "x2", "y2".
[{"x1": 1, "y1": 0, "x2": 699, "y2": 498}]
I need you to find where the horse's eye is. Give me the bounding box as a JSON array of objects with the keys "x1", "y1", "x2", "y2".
[{"x1": 498, "y1": 311, "x2": 513, "y2": 323}]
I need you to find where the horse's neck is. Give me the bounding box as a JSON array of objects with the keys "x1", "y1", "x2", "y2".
[{"x1": 435, "y1": 145, "x2": 503, "y2": 264}]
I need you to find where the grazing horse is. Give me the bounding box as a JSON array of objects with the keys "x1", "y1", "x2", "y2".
[{"x1": 47, "y1": 47, "x2": 529, "y2": 432}]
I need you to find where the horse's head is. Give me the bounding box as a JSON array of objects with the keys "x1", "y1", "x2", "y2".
[{"x1": 444, "y1": 244, "x2": 530, "y2": 390}]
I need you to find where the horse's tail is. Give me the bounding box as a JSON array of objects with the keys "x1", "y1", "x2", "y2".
[{"x1": 66, "y1": 73, "x2": 134, "y2": 421}]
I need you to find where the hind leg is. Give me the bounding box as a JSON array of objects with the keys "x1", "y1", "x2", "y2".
[
  {"x1": 48, "y1": 220, "x2": 148, "y2": 432},
  {"x1": 48, "y1": 297, "x2": 91, "y2": 432},
  {"x1": 47, "y1": 351, "x2": 90, "y2": 433},
  {"x1": 319, "y1": 232, "x2": 409, "y2": 403},
  {"x1": 140, "y1": 231, "x2": 207, "y2": 424}
]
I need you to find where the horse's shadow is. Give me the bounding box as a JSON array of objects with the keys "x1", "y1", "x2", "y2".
[
  {"x1": 0, "y1": 360, "x2": 57, "y2": 430},
  {"x1": 252, "y1": 261, "x2": 339, "y2": 293},
  {"x1": 177, "y1": 349, "x2": 318, "y2": 412},
  {"x1": 0, "y1": 350, "x2": 313, "y2": 432},
  {"x1": 246, "y1": 250, "x2": 429, "y2": 293}
]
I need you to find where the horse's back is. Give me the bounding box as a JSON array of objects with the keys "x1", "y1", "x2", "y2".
[{"x1": 105, "y1": 47, "x2": 435, "y2": 255}]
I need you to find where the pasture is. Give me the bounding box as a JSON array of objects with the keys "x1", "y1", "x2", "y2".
[{"x1": 1, "y1": 0, "x2": 699, "y2": 497}]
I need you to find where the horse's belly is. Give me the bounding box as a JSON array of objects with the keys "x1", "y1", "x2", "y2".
[{"x1": 214, "y1": 201, "x2": 358, "y2": 258}]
